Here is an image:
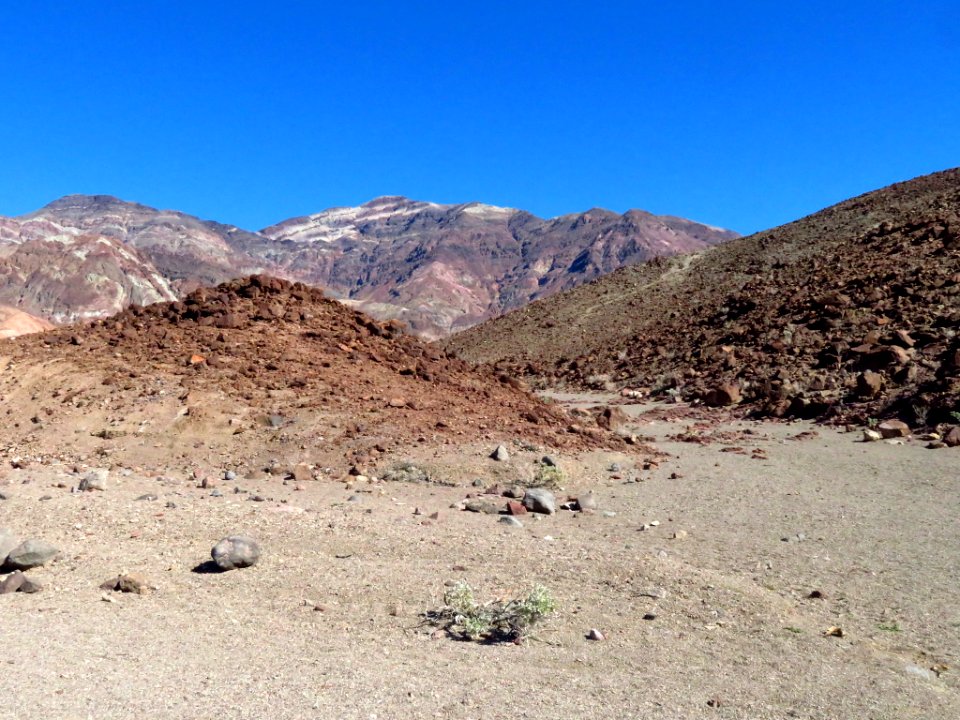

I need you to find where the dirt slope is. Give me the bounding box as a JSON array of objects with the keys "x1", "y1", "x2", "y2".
[
  {"x1": 446, "y1": 168, "x2": 960, "y2": 426},
  {"x1": 0, "y1": 276, "x2": 629, "y2": 476}
]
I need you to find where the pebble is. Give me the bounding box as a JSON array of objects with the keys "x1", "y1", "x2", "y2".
[
  {"x1": 490, "y1": 444, "x2": 510, "y2": 462},
  {"x1": 224, "y1": 470, "x2": 237, "y2": 481},
  {"x1": 79, "y1": 468, "x2": 108, "y2": 491},
  {"x1": 135, "y1": 493, "x2": 158, "y2": 501},
  {"x1": 576, "y1": 492, "x2": 598, "y2": 511},
  {"x1": 671, "y1": 530, "x2": 688, "y2": 540},
  {"x1": 541, "y1": 456, "x2": 557, "y2": 467},
  {"x1": 587, "y1": 628, "x2": 605, "y2": 641},
  {"x1": 499, "y1": 516, "x2": 523, "y2": 528},
  {"x1": 100, "y1": 573, "x2": 152, "y2": 594},
  {"x1": 522, "y1": 488, "x2": 556, "y2": 515},
  {"x1": 862, "y1": 429, "x2": 882, "y2": 442},
  {"x1": 602, "y1": 511, "x2": 617, "y2": 518},
  {"x1": 4, "y1": 539, "x2": 58, "y2": 570},
  {"x1": 347, "y1": 494, "x2": 361, "y2": 503},
  {"x1": 212, "y1": 535, "x2": 261, "y2": 570}
]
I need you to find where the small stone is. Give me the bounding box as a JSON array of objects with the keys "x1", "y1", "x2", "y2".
[
  {"x1": 490, "y1": 444, "x2": 510, "y2": 462},
  {"x1": 17, "y1": 574, "x2": 42, "y2": 593},
  {"x1": 347, "y1": 494, "x2": 361, "y2": 503},
  {"x1": 945, "y1": 427, "x2": 960, "y2": 447},
  {"x1": 506, "y1": 500, "x2": 527, "y2": 515},
  {"x1": 704, "y1": 382, "x2": 742, "y2": 406},
  {"x1": 464, "y1": 498, "x2": 502, "y2": 515},
  {"x1": 522, "y1": 488, "x2": 556, "y2": 515},
  {"x1": 79, "y1": 468, "x2": 108, "y2": 491},
  {"x1": 100, "y1": 573, "x2": 152, "y2": 594},
  {"x1": 224, "y1": 470, "x2": 237, "y2": 481},
  {"x1": 499, "y1": 516, "x2": 523, "y2": 528},
  {"x1": 642, "y1": 613, "x2": 657, "y2": 621},
  {"x1": 210, "y1": 489, "x2": 223, "y2": 497},
  {"x1": 541, "y1": 456, "x2": 557, "y2": 467},
  {"x1": 502, "y1": 485, "x2": 525, "y2": 499},
  {"x1": 135, "y1": 493, "x2": 158, "y2": 501},
  {"x1": 862, "y1": 429, "x2": 882, "y2": 442},
  {"x1": 576, "y1": 492, "x2": 598, "y2": 511},
  {"x1": 877, "y1": 420, "x2": 910, "y2": 439},
  {"x1": 856, "y1": 371, "x2": 883, "y2": 398},
  {"x1": 0, "y1": 571, "x2": 25, "y2": 594},
  {"x1": 586, "y1": 628, "x2": 605, "y2": 641},
  {"x1": 4, "y1": 539, "x2": 58, "y2": 570},
  {"x1": 601, "y1": 510, "x2": 617, "y2": 518},
  {"x1": 671, "y1": 530, "x2": 688, "y2": 540},
  {"x1": 471, "y1": 478, "x2": 484, "y2": 487},
  {"x1": 211, "y1": 535, "x2": 261, "y2": 571}
]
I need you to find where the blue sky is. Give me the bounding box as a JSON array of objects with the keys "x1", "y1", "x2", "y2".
[{"x1": 1, "y1": 2, "x2": 957, "y2": 233}]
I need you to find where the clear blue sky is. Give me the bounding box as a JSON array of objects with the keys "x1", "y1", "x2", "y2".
[{"x1": 1, "y1": 2, "x2": 957, "y2": 234}]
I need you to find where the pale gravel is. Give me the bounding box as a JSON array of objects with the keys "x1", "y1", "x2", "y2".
[{"x1": 0, "y1": 394, "x2": 957, "y2": 719}]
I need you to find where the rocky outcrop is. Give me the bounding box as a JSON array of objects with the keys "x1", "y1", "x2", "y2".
[{"x1": 447, "y1": 167, "x2": 960, "y2": 426}]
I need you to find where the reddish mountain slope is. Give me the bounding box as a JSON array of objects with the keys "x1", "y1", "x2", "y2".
[{"x1": 446, "y1": 168, "x2": 960, "y2": 426}]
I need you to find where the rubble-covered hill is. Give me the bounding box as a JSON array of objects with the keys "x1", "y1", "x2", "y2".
[
  {"x1": 0, "y1": 276, "x2": 631, "y2": 474},
  {"x1": 446, "y1": 168, "x2": 960, "y2": 426}
]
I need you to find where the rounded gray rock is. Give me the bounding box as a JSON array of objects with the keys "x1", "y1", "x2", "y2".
[
  {"x1": 522, "y1": 488, "x2": 556, "y2": 515},
  {"x1": 5, "y1": 539, "x2": 58, "y2": 570},
  {"x1": 499, "y1": 516, "x2": 523, "y2": 528},
  {"x1": 211, "y1": 535, "x2": 261, "y2": 570}
]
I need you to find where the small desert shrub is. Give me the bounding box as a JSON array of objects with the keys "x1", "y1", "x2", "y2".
[
  {"x1": 424, "y1": 581, "x2": 557, "y2": 643},
  {"x1": 532, "y1": 464, "x2": 564, "y2": 489}
]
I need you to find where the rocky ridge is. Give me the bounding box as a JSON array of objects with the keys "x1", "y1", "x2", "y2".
[
  {"x1": 446, "y1": 168, "x2": 960, "y2": 426},
  {"x1": 0, "y1": 194, "x2": 736, "y2": 337}
]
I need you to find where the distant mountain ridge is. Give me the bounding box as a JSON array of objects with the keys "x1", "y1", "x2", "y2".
[{"x1": 0, "y1": 194, "x2": 737, "y2": 337}]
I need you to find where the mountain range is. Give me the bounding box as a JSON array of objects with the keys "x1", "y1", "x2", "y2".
[{"x1": 0, "y1": 195, "x2": 736, "y2": 338}]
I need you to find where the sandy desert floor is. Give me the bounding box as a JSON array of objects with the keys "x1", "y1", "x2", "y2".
[{"x1": 1, "y1": 394, "x2": 958, "y2": 719}]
